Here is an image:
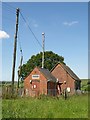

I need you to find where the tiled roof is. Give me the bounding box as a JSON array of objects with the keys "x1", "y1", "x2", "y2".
[
  {"x1": 61, "y1": 64, "x2": 80, "y2": 81},
  {"x1": 38, "y1": 67, "x2": 56, "y2": 82},
  {"x1": 51, "y1": 63, "x2": 80, "y2": 81}
]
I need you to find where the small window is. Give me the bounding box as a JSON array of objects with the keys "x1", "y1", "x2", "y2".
[
  {"x1": 33, "y1": 85, "x2": 36, "y2": 89},
  {"x1": 30, "y1": 80, "x2": 32, "y2": 84},
  {"x1": 67, "y1": 87, "x2": 70, "y2": 92}
]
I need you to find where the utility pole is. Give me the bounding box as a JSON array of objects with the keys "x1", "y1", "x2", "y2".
[
  {"x1": 18, "y1": 50, "x2": 23, "y2": 88},
  {"x1": 12, "y1": 8, "x2": 20, "y2": 93},
  {"x1": 42, "y1": 33, "x2": 45, "y2": 68}
]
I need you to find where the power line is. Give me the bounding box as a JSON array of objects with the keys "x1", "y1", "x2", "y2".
[
  {"x1": 2, "y1": 2, "x2": 16, "y2": 11},
  {"x1": 20, "y1": 11, "x2": 42, "y2": 48},
  {"x1": 2, "y1": 3, "x2": 16, "y2": 21},
  {"x1": 18, "y1": 31, "x2": 23, "y2": 57},
  {"x1": 2, "y1": 7, "x2": 15, "y2": 14},
  {"x1": 2, "y1": 2, "x2": 42, "y2": 49},
  {"x1": 2, "y1": 3, "x2": 23, "y2": 56}
]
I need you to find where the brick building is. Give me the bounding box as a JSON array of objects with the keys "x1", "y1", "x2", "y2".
[
  {"x1": 24, "y1": 67, "x2": 57, "y2": 97},
  {"x1": 51, "y1": 63, "x2": 81, "y2": 95},
  {"x1": 24, "y1": 63, "x2": 81, "y2": 96}
]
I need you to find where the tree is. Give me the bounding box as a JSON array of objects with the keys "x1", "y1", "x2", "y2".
[{"x1": 21, "y1": 51, "x2": 65, "y2": 79}]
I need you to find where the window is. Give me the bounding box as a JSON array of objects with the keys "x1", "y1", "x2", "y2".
[
  {"x1": 33, "y1": 85, "x2": 36, "y2": 88},
  {"x1": 67, "y1": 87, "x2": 70, "y2": 92},
  {"x1": 30, "y1": 80, "x2": 32, "y2": 84},
  {"x1": 32, "y1": 75, "x2": 40, "y2": 79}
]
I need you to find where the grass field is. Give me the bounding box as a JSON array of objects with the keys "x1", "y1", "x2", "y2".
[
  {"x1": 1, "y1": 79, "x2": 89, "y2": 118},
  {"x1": 2, "y1": 94, "x2": 88, "y2": 118}
]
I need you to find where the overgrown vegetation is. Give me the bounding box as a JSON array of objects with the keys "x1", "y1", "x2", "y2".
[
  {"x1": 2, "y1": 94, "x2": 88, "y2": 118},
  {"x1": 1, "y1": 79, "x2": 89, "y2": 118},
  {"x1": 81, "y1": 79, "x2": 90, "y2": 91}
]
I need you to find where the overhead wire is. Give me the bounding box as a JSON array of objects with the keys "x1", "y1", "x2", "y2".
[
  {"x1": 2, "y1": 2, "x2": 16, "y2": 11},
  {"x1": 2, "y1": 4, "x2": 15, "y2": 15},
  {"x1": 3, "y1": 3, "x2": 23, "y2": 56},
  {"x1": 17, "y1": 30, "x2": 23, "y2": 58},
  {"x1": 2, "y1": 3, "x2": 16, "y2": 24},
  {"x1": 20, "y1": 11, "x2": 42, "y2": 49},
  {"x1": 3, "y1": 2, "x2": 43, "y2": 61},
  {"x1": 3, "y1": 2, "x2": 24, "y2": 64},
  {"x1": 3, "y1": 2, "x2": 42, "y2": 49},
  {"x1": 17, "y1": 32, "x2": 23, "y2": 82},
  {"x1": 2, "y1": 7, "x2": 15, "y2": 14},
  {"x1": 17, "y1": 11, "x2": 23, "y2": 64},
  {"x1": 2, "y1": 2, "x2": 44, "y2": 80}
]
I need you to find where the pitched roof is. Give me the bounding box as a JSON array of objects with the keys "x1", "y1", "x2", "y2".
[
  {"x1": 38, "y1": 67, "x2": 56, "y2": 82},
  {"x1": 51, "y1": 63, "x2": 81, "y2": 81}
]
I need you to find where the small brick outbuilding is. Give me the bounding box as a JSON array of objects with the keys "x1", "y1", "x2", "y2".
[
  {"x1": 24, "y1": 67, "x2": 57, "y2": 97},
  {"x1": 51, "y1": 63, "x2": 81, "y2": 95}
]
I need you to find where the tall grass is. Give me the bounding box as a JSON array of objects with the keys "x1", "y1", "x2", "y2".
[{"x1": 2, "y1": 94, "x2": 88, "y2": 118}]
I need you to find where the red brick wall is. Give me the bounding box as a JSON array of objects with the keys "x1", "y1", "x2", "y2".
[
  {"x1": 51, "y1": 64, "x2": 75, "y2": 94},
  {"x1": 24, "y1": 67, "x2": 47, "y2": 96}
]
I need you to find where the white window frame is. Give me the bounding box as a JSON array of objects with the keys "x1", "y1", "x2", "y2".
[
  {"x1": 33, "y1": 85, "x2": 36, "y2": 88},
  {"x1": 67, "y1": 87, "x2": 70, "y2": 92}
]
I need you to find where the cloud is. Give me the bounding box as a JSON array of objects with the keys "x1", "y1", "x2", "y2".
[
  {"x1": 63, "y1": 21, "x2": 79, "y2": 26},
  {"x1": 0, "y1": 30, "x2": 10, "y2": 39}
]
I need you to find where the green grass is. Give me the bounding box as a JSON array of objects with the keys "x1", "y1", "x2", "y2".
[
  {"x1": 1, "y1": 79, "x2": 89, "y2": 118},
  {"x1": 0, "y1": 99, "x2": 2, "y2": 119},
  {"x1": 2, "y1": 94, "x2": 88, "y2": 118}
]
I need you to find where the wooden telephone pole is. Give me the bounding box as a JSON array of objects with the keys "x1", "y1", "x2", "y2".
[
  {"x1": 12, "y1": 8, "x2": 20, "y2": 93},
  {"x1": 42, "y1": 33, "x2": 45, "y2": 68},
  {"x1": 18, "y1": 50, "x2": 23, "y2": 88}
]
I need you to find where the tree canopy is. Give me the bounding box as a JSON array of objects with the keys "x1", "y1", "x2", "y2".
[{"x1": 21, "y1": 51, "x2": 65, "y2": 79}]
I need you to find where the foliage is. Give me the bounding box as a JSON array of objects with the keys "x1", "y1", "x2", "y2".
[
  {"x1": 87, "y1": 80, "x2": 90, "y2": 84},
  {"x1": 2, "y1": 94, "x2": 88, "y2": 118},
  {"x1": 21, "y1": 51, "x2": 65, "y2": 79},
  {"x1": 81, "y1": 79, "x2": 90, "y2": 91}
]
